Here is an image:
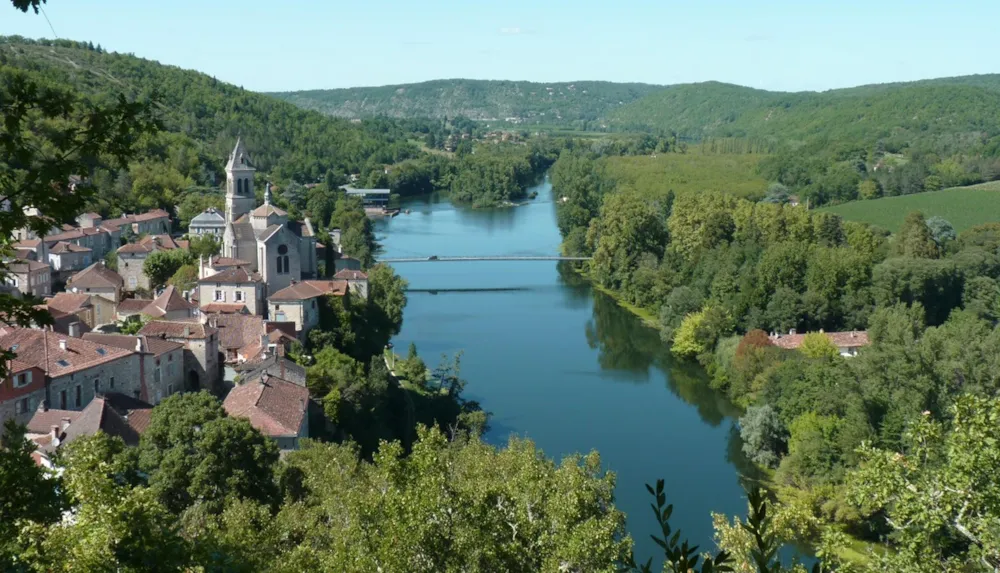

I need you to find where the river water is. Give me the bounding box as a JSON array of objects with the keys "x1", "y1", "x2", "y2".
[{"x1": 374, "y1": 176, "x2": 759, "y2": 562}]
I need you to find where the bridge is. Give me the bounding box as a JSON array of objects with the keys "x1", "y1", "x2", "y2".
[{"x1": 379, "y1": 256, "x2": 591, "y2": 263}]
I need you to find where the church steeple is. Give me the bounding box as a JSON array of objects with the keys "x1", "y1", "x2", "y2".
[
  {"x1": 224, "y1": 137, "x2": 256, "y2": 223},
  {"x1": 263, "y1": 182, "x2": 272, "y2": 206}
]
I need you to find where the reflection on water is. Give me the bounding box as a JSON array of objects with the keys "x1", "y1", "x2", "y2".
[{"x1": 380, "y1": 178, "x2": 752, "y2": 564}]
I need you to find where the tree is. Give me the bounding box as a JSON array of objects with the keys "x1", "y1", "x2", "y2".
[
  {"x1": 925, "y1": 215, "x2": 956, "y2": 247},
  {"x1": 658, "y1": 286, "x2": 703, "y2": 341},
  {"x1": 367, "y1": 263, "x2": 408, "y2": 337},
  {"x1": 857, "y1": 178, "x2": 881, "y2": 200},
  {"x1": 740, "y1": 405, "x2": 788, "y2": 468},
  {"x1": 0, "y1": 15, "x2": 156, "y2": 376},
  {"x1": 103, "y1": 248, "x2": 119, "y2": 272},
  {"x1": 397, "y1": 342, "x2": 428, "y2": 385},
  {"x1": 137, "y1": 392, "x2": 279, "y2": 514},
  {"x1": 762, "y1": 182, "x2": 790, "y2": 204},
  {"x1": 0, "y1": 420, "x2": 64, "y2": 566},
  {"x1": 672, "y1": 310, "x2": 707, "y2": 359},
  {"x1": 187, "y1": 233, "x2": 221, "y2": 260},
  {"x1": 167, "y1": 263, "x2": 198, "y2": 292},
  {"x1": 963, "y1": 275, "x2": 1000, "y2": 322},
  {"x1": 589, "y1": 187, "x2": 667, "y2": 290},
  {"x1": 798, "y1": 332, "x2": 839, "y2": 359},
  {"x1": 143, "y1": 249, "x2": 194, "y2": 289},
  {"x1": 894, "y1": 211, "x2": 939, "y2": 258}
]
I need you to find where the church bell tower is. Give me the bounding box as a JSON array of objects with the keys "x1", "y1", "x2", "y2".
[{"x1": 225, "y1": 137, "x2": 256, "y2": 223}]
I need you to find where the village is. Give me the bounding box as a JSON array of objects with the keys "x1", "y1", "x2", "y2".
[{"x1": 0, "y1": 140, "x2": 375, "y2": 463}]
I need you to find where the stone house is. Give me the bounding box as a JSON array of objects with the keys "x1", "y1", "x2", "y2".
[
  {"x1": 0, "y1": 327, "x2": 144, "y2": 415},
  {"x1": 333, "y1": 253, "x2": 362, "y2": 273},
  {"x1": 27, "y1": 393, "x2": 153, "y2": 451},
  {"x1": 0, "y1": 359, "x2": 48, "y2": 427},
  {"x1": 83, "y1": 333, "x2": 186, "y2": 404},
  {"x1": 189, "y1": 207, "x2": 227, "y2": 236},
  {"x1": 114, "y1": 285, "x2": 197, "y2": 323},
  {"x1": 117, "y1": 234, "x2": 187, "y2": 291},
  {"x1": 267, "y1": 279, "x2": 348, "y2": 336},
  {"x1": 103, "y1": 208, "x2": 171, "y2": 236},
  {"x1": 67, "y1": 261, "x2": 124, "y2": 310},
  {"x1": 7, "y1": 259, "x2": 52, "y2": 298},
  {"x1": 138, "y1": 319, "x2": 221, "y2": 394},
  {"x1": 75, "y1": 212, "x2": 103, "y2": 228},
  {"x1": 48, "y1": 241, "x2": 93, "y2": 272},
  {"x1": 235, "y1": 355, "x2": 307, "y2": 387},
  {"x1": 43, "y1": 225, "x2": 120, "y2": 262},
  {"x1": 44, "y1": 292, "x2": 96, "y2": 331},
  {"x1": 333, "y1": 269, "x2": 369, "y2": 299},
  {"x1": 223, "y1": 372, "x2": 309, "y2": 451},
  {"x1": 197, "y1": 267, "x2": 265, "y2": 316}
]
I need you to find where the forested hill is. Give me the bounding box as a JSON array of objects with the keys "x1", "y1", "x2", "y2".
[
  {"x1": 270, "y1": 79, "x2": 663, "y2": 128},
  {"x1": 0, "y1": 36, "x2": 421, "y2": 188},
  {"x1": 607, "y1": 75, "x2": 1000, "y2": 141}
]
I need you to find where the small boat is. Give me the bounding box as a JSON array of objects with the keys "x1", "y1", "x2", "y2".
[{"x1": 405, "y1": 209, "x2": 411, "y2": 214}]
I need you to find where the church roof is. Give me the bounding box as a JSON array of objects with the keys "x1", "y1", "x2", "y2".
[
  {"x1": 250, "y1": 204, "x2": 287, "y2": 218},
  {"x1": 287, "y1": 219, "x2": 314, "y2": 238},
  {"x1": 269, "y1": 280, "x2": 348, "y2": 302},
  {"x1": 198, "y1": 267, "x2": 261, "y2": 284},
  {"x1": 225, "y1": 138, "x2": 255, "y2": 171},
  {"x1": 257, "y1": 224, "x2": 284, "y2": 243}
]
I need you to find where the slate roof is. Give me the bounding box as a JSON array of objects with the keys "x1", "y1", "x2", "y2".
[
  {"x1": 69, "y1": 263, "x2": 123, "y2": 290},
  {"x1": 225, "y1": 137, "x2": 254, "y2": 171},
  {"x1": 190, "y1": 208, "x2": 226, "y2": 225},
  {"x1": 268, "y1": 280, "x2": 348, "y2": 302},
  {"x1": 235, "y1": 355, "x2": 306, "y2": 387},
  {"x1": 198, "y1": 267, "x2": 261, "y2": 284},
  {"x1": 0, "y1": 327, "x2": 132, "y2": 376},
  {"x1": 333, "y1": 269, "x2": 367, "y2": 280},
  {"x1": 223, "y1": 375, "x2": 308, "y2": 438},
  {"x1": 769, "y1": 330, "x2": 871, "y2": 350},
  {"x1": 50, "y1": 241, "x2": 91, "y2": 254},
  {"x1": 139, "y1": 320, "x2": 216, "y2": 340},
  {"x1": 82, "y1": 333, "x2": 183, "y2": 357},
  {"x1": 45, "y1": 292, "x2": 92, "y2": 314}
]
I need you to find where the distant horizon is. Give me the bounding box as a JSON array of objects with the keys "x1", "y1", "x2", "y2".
[
  {"x1": 2, "y1": 1, "x2": 998, "y2": 94},
  {"x1": 6, "y1": 31, "x2": 999, "y2": 98}
]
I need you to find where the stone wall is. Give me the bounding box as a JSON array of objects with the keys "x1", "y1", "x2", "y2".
[{"x1": 48, "y1": 353, "x2": 142, "y2": 411}]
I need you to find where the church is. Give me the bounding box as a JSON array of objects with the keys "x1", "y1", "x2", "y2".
[{"x1": 216, "y1": 139, "x2": 318, "y2": 293}]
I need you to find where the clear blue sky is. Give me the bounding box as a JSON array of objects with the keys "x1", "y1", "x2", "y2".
[{"x1": 2, "y1": 0, "x2": 997, "y2": 93}]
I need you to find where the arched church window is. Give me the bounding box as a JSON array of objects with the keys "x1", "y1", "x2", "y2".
[
  {"x1": 237, "y1": 178, "x2": 243, "y2": 194},
  {"x1": 276, "y1": 245, "x2": 289, "y2": 274},
  {"x1": 244, "y1": 178, "x2": 251, "y2": 194}
]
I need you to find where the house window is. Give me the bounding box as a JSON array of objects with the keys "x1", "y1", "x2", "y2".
[
  {"x1": 93, "y1": 379, "x2": 99, "y2": 394},
  {"x1": 60, "y1": 390, "x2": 67, "y2": 409},
  {"x1": 110, "y1": 376, "x2": 115, "y2": 389},
  {"x1": 13, "y1": 372, "x2": 30, "y2": 388},
  {"x1": 129, "y1": 276, "x2": 137, "y2": 288},
  {"x1": 14, "y1": 397, "x2": 29, "y2": 415},
  {"x1": 75, "y1": 385, "x2": 82, "y2": 408},
  {"x1": 214, "y1": 290, "x2": 225, "y2": 302},
  {"x1": 154, "y1": 367, "x2": 161, "y2": 384},
  {"x1": 235, "y1": 290, "x2": 244, "y2": 302},
  {"x1": 167, "y1": 384, "x2": 173, "y2": 395}
]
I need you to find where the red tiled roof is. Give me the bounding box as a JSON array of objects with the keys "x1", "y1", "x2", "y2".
[
  {"x1": 769, "y1": 331, "x2": 870, "y2": 350},
  {"x1": 117, "y1": 242, "x2": 154, "y2": 255},
  {"x1": 26, "y1": 409, "x2": 80, "y2": 434},
  {"x1": 198, "y1": 267, "x2": 261, "y2": 284},
  {"x1": 142, "y1": 286, "x2": 196, "y2": 318},
  {"x1": 139, "y1": 319, "x2": 216, "y2": 340},
  {"x1": 9, "y1": 259, "x2": 50, "y2": 273},
  {"x1": 0, "y1": 328, "x2": 132, "y2": 375},
  {"x1": 45, "y1": 292, "x2": 92, "y2": 314},
  {"x1": 250, "y1": 204, "x2": 287, "y2": 217},
  {"x1": 61, "y1": 396, "x2": 140, "y2": 446},
  {"x1": 82, "y1": 333, "x2": 183, "y2": 357},
  {"x1": 132, "y1": 209, "x2": 170, "y2": 222},
  {"x1": 208, "y1": 313, "x2": 264, "y2": 350},
  {"x1": 69, "y1": 263, "x2": 123, "y2": 290},
  {"x1": 210, "y1": 256, "x2": 251, "y2": 267},
  {"x1": 14, "y1": 239, "x2": 41, "y2": 248},
  {"x1": 199, "y1": 302, "x2": 248, "y2": 314},
  {"x1": 50, "y1": 241, "x2": 92, "y2": 254},
  {"x1": 223, "y1": 375, "x2": 308, "y2": 438},
  {"x1": 268, "y1": 280, "x2": 348, "y2": 302},
  {"x1": 117, "y1": 299, "x2": 152, "y2": 314},
  {"x1": 333, "y1": 269, "x2": 368, "y2": 280}
]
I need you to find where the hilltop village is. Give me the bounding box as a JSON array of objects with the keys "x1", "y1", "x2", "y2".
[{"x1": 0, "y1": 140, "x2": 375, "y2": 459}]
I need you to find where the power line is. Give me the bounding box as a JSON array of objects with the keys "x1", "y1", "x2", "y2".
[{"x1": 39, "y1": 6, "x2": 58, "y2": 39}]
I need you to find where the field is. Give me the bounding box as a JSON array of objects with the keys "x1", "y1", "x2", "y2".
[
  {"x1": 820, "y1": 181, "x2": 1000, "y2": 233},
  {"x1": 602, "y1": 149, "x2": 767, "y2": 198}
]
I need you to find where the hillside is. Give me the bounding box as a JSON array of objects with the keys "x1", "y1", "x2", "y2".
[
  {"x1": 270, "y1": 79, "x2": 663, "y2": 128},
  {"x1": 0, "y1": 36, "x2": 420, "y2": 185},
  {"x1": 819, "y1": 181, "x2": 1000, "y2": 233}
]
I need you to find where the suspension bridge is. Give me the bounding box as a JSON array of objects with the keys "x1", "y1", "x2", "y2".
[{"x1": 379, "y1": 255, "x2": 591, "y2": 263}]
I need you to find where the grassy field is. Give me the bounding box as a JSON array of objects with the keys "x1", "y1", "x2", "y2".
[
  {"x1": 602, "y1": 149, "x2": 768, "y2": 198},
  {"x1": 820, "y1": 181, "x2": 1000, "y2": 233}
]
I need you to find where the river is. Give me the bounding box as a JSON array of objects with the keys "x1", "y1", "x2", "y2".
[{"x1": 374, "y1": 176, "x2": 761, "y2": 562}]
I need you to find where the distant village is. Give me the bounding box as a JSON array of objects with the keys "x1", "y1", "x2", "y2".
[{"x1": 0, "y1": 140, "x2": 377, "y2": 463}]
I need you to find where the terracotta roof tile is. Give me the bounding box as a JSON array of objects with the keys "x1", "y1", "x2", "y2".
[
  {"x1": 139, "y1": 320, "x2": 216, "y2": 340},
  {"x1": 199, "y1": 302, "x2": 248, "y2": 314},
  {"x1": 0, "y1": 328, "x2": 133, "y2": 375},
  {"x1": 61, "y1": 396, "x2": 140, "y2": 446},
  {"x1": 209, "y1": 256, "x2": 251, "y2": 268},
  {"x1": 207, "y1": 313, "x2": 265, "y2": 349},
  {"x1": 26, "y1": 409, "x2": 81, "y2": 434},
  {"x1": 142, "y1": 286, "x2": 196, "y2": 318},
  {"x1": 82, "y1": 333, "x2": 183, "y2": 357},
  {"x1": 9, "y1": 259, "x2": 50, "y2": 273},
  {"x1": 198, "y1": 267, "x2": 261, "y2": 284},
  {"x1": 69, "y1": 263, "x2": 123, "y2": 290},
  {"x1": 769, "y1": 331, "x2": 870, "y2": 350},
  {"x1": 45, "y1": 292, "x2": 92, "y2": 314},
  {"x1": 50, "y1": 241, "x2": 91, "y2": 254},
  {"x1": 117, "y1": 299, "x2": 152, "y2": 313},
  {"x1": 223, "y1": 375, "x2": 308, "y2": 438},
  {"x1": 333, "y1": 269, "x2": 367, "y2": 280},
  {"x1": 268, "y1": 280, "x2": 348, "y2": 302}
]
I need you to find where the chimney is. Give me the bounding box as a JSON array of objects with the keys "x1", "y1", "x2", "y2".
[
  {"x1": 135, "y1": 335, "x2": 145, "y2": 353},
  {"x1": 60, "y1": 417, "x2": 71, "y2": 430},
  {"x1": 788, "y1": 328, "x2": 796, "y2": 336},
  {"x1": 50, "y1": 425, "x2": 61, "y2": 441},
  {"x1": 58, "y1": 339, "x2": 67, "y2": 351},
  {"x1": 68, "y1": 321, "x2": 81, "y2": 338},
  {"x1": 260, "y1": 333, "x2": 268, "y2": 348},
  {"x1": 183, "y1": 326, "x2": 191, "y2": 337}
]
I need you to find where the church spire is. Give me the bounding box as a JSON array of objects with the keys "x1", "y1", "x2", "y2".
[{"x1": 264, "y1": 182, "x2": 272, "y2": 206}]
